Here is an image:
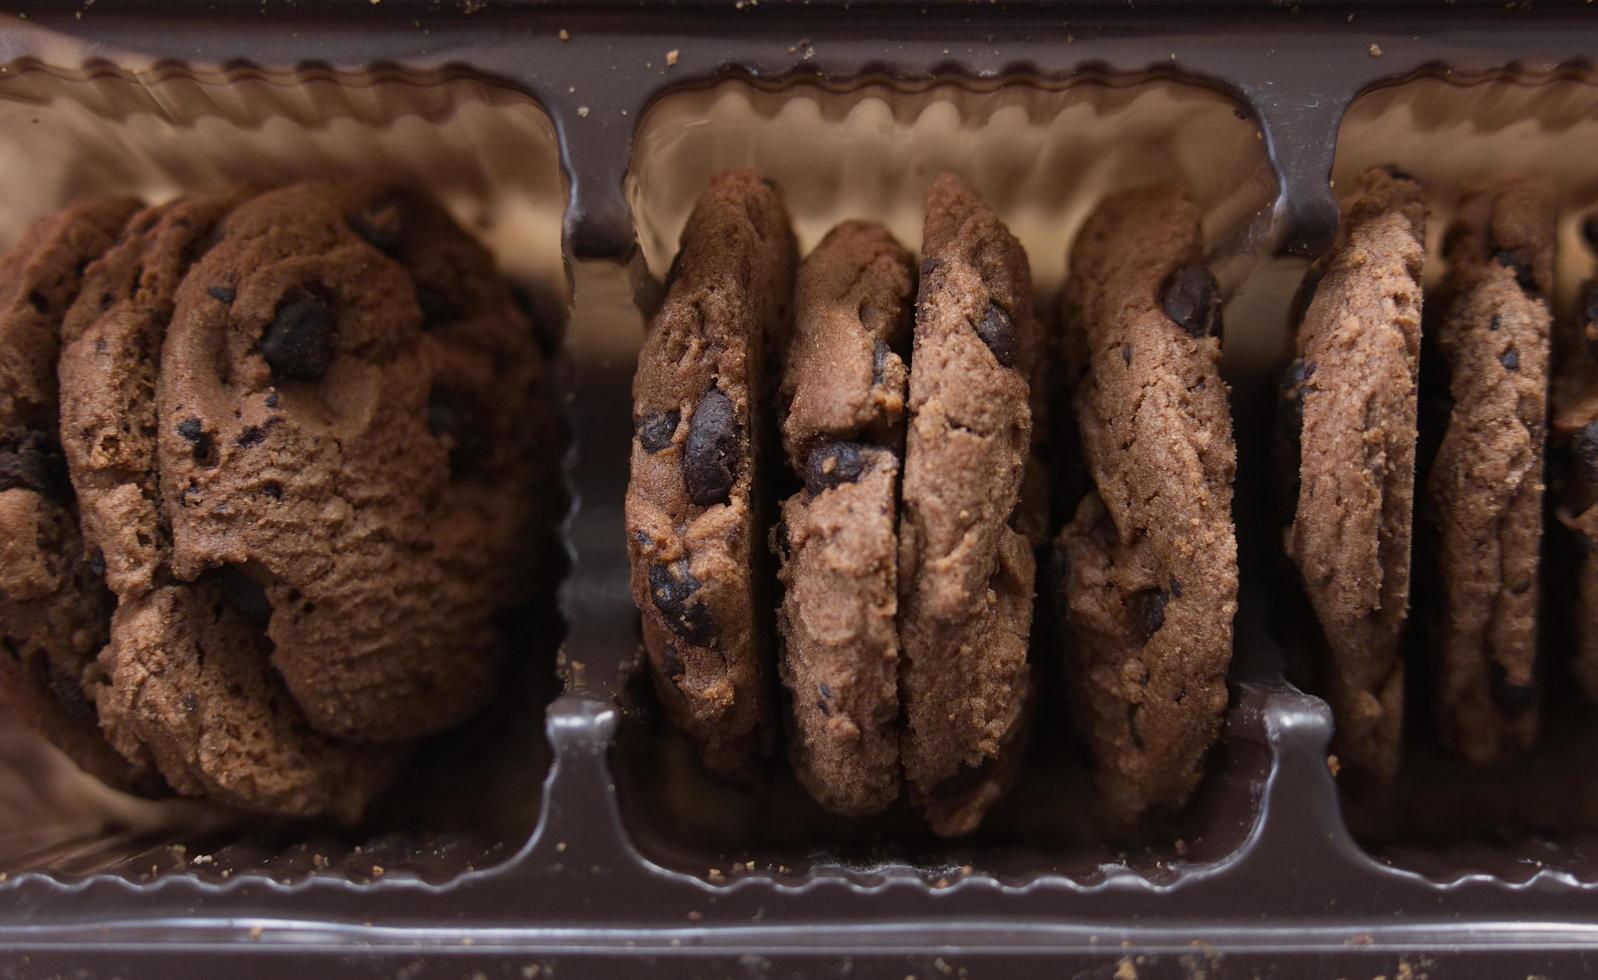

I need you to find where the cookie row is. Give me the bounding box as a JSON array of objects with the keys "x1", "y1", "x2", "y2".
[
  {"x1": 0, "y1": 180, "x2": 558, "y2": 821},
  {"x1": 625, "y1": 171, "x2": 1238, "y2": 835},
  {"x1": 1280, "y1": 168, "x2": 1598, "y2": 783}
]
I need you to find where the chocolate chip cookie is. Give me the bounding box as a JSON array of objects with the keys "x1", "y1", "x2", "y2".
[
  {"x1": 0, "y1": 197, "x2": 150, "y2": 794},
  {"x1": 1054, "y1": 184, "x2": 1237, "y2": 823},
  {"x1": 776, "y1": 220, "x2": 913, "y2": 816},
  {"x1": 1423, "y1": 179, "x2": 1552, "y2": 765},
  {"x1": 626, "y1": 171, "x2": 797, "y2": 780},
  {"x1": 898, "y1": 173, "x2": 1040, "y2": 837},
  {"x1": 157, "y1": 179, "x2": 553, "y2": 745},
  {"x1": 1553, "y1": 217, "x2": 1598, "y2": 703},
  {"x1": 1284, "y1": 167, "x2": 1426, "y2": 784}
]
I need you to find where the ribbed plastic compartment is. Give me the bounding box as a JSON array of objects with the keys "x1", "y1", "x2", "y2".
[{"x1": 2, "y1": 3, "x2": 1598, "y2": 978}]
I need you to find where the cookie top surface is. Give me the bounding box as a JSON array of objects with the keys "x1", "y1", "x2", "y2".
[
  {"x1": 0, "y1": 197, "x2": 152, "y2": 794},
  {"x1": 625, "y1": 170, "x2": 796, "y2": 779},
  {"x1": 1058, "y1": 183, "x2": 1236, "y2": 822},
  {"x1": 1425, "y1": 178, "x2": 1552, "y2": 765},
  {"x1": 155, "y1": 179, "x2": 551, "y2": 745},
  {"x1": 775, "y1": 221, "x2": 913, "y2": 817},
  {"x1": 897, "y1": 173, "x2": 1038, "y2": 834},
  {"x1": 1287, "y1": 167, "x2": 1426, "y2": 783}
]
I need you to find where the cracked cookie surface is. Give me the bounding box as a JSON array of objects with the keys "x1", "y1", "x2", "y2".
[
  {"x1": 1054, "y1": 183, "x2": 1237, "y2": 823},
  {"x1": 776, "y1": 220, "x2": 912, "y2": 816},
  {"x1": 897, "y1": 173, "x2": 1040, "y2": 837},
  {"x1": 1285, "y1": 168, "x2": 1426, "y2": 784},
  {"x1": 625, "y1": 171, "x2": 796, "y2": 780},
  {"x1": 1423, "y1": 179, "x2": 1551, "y2": 765}
]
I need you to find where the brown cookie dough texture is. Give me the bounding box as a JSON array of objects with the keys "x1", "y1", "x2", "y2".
[
  {"x1": 1056, "y1": 184, "x2": 1237, "y2": 823},
  {"x1": 0, "y1": 197, "x2": 153, "y2": 795},
  {"x1": 1425, "y1": 179, "x2": 1552, "y2": 765},
  {"x1": 898, "y1": 173, "x2": 1040, "y2": 837},
  {"x1": 1554, "y1": 219, "x2": 1598, "y2": 703},
  {"x1": 1286, "y1": 168, "x2": 1426, "y2": 784},
  {"x1": 625, "y1": 171, "x2": 797, "y2": 780},
  {"x1": 776, "y1": 221, "x2": 913, "y2": 816}
]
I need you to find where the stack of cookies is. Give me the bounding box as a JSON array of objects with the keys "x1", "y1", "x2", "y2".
[
  {"x1": 0, "y1": 180, "x2": 559, "y2": 821},
  {"x1": 1281, "y1": 167, "x2": 1574, "y2": 782},
  {"x1": 626, "y1": 171, "x2": 1239, "y2": 835}
]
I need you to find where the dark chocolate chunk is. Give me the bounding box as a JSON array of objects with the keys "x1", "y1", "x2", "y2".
[
  {"x1": 415, "y1": 285, "x2": 457, "y2": 331},
  {"x1": 1132, "y1": 588, "x2": 1168, "y2": 643},
  {"x1": 1121, "y1": 343, "x2": 1132, "y2": 366},
  {"x1": 347, "y1": 189, "x2": 412, "y2": 255},
  {"x1": 0, "y1": 431, "x2": 67, "y2": 501},
  {"x1": 1493, "y1": 249, "x2": 1539, "y2": 294},
  {"x1": 682, "y1": 387, "x2": 739, "y2": 507},
  {"x1": 648, "y1": 561, "x2": 715, "y2": 647},
  {"x1": 263, "y1": 481, "x2": 284, "y2": 501},
  {"x1": 1488, "y1": 661, "x2": 1536, "y2": 717},
  {"x1": 636, "y1": 410, "x2": 680, "y2": 454},
  {"x1": 803, "y1": 442, "x2": 868, "y2": 496},
  {"x1": 1161, "y1": 263, "x2": 1222, "y2": 338},
  {"x1": 207, "y1": 285, "x2": 235, "y2": 305},
  {"x1": 975, "y1": 302, "x2": 1018, "y2": 368},
  {"x1": 427, "y1": 387, "x2": 488, "y2": 475},
  {"x1": 872, "y1": 339, "x2": 892, "y2": 383},
  {"x1": 931, "y1": 758, "x2": 994, "y2": 800},
  {"x1": 176, "y1": 417, "x2": 217, "y2": 468},
  {"x1": 1500, "y1": 349, "x2": 1520, "y2": 372},
  {"x1": 236, "y1": 425, "x2": 268, "y2": 449},
  {"x1": 817, "y1": 682, "x2": 833, "y2": 717},
  {"x1": 261, "y1": 287, "x2": 336, "y2": 382}
]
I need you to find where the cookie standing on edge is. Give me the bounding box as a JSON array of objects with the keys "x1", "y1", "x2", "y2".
[
  {"x1": 626, "y1": 171, "x2": 797, "y2": 781},
  {"x1": 898, "y1": 173, "x2": 1040, "y2": 837},
  {"x1": 1553, "y1": 216, "x2": 1598, "y2": 703},
  {"x1": 1054, "y1": 184, "x2": 1237, "y2": 823},
  {"x1": 1284, "y1": 168, "x2": 1426, "y2": 785},
  {"x1": 776, "y1": 220, "x2": 913, "y2": 816},
  {"x1": 1424, "y1": 180, "x2": 1552, "y2": 765},
  {"x1": 0, "y1": 197, "x2": 147, "y2": 794}
]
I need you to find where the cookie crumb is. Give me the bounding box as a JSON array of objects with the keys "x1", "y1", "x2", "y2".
[
  {"x1": 1327, "y1": 754, "x2": 1341, "y2": 777},
  {"x1": 707, "y1": 868, "x2": 725, "y2": 883},
  {"x1": 370, "y1": 864, "x2": 384, "y2": 877},
  {"x1": 577, "y1": 106, "x2": 590, "y2": 118},
  {"x1": 666, "y1": 49, "x2": 679, "y2": 66},
  {"x1": 687, "y1": 910, "x2": 703, "y2": 922},
  {"x1": 249, "y1": 927, "x2": 263, "y2": 941},
  {"x1": 558, "y1": 28, "x2": 570, "y2": 40},
  {"x1": 1369, "y1": 42, "x2": 1383, "y2": 57},
  {"x1": 1115, "y1": 958, "x2": 1138, "y2": 980}
]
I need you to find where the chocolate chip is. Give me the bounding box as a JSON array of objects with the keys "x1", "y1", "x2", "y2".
[
  {"x1": 804, "y1": 442, "x2": 868, "y2": 496},
  {"x1": 261, "y1": 286, "x2": 336, "y2": 382},
  {"x1": 872, "y1": 339, "x2": 891, "y2": 383},
  {"x1": 236, "y1": 425, "x2": 268, "y2": 449},
  {"x1": 1500, "y1": 349, "x2": 1520, "y2": 372},
  {"x1": 817, "y1": 682, "x2": 833, "y2": 717},
  {"x1": 1489, "y1": 314, "x2": 1502, "y2": 331},
  {"x1": 415, "y1": 285, "x2": 457, "y2": 331},
  {"x1": 660, "y1": 643, "x2": 685, "y2": 680},
  {"x1": 176, "y1": 418, "x2": 217, "y2": 468},
  {"x1": 265, "y1": 392, "x2": 280, "y2": 410},
  {"x1": 931, "y1": 758, "x2": 994, "y2": 800},
  {"x1": 648, "y1": 561, "x2": 714, "y2": 646},
  {"x1": 761, "y1": 176, "x2": 778, "y2": 191},
  {"x1": 263, "y1": 481, "x2": 283, "y2": 501},
  {"x1": 682, "y1": 387, "x2": 739, "y2": 507},
  {"x1": 636, "y1": 410, "x2": 680, "y2": 454},
  {"x1": 1493, "y1": 249, "x2": 1539, "y2": 294},
  {"x1": 1121, "y1": 344, "x2": 1132, "y2": 366},
  {"x1": 348, "y1": 190, "x2": 412, "y2": 255},
  {"x1": 1132, "y1": 588, "x2": 1168, "y2": 643},
  {"x1": 207, "y1": 285, "x2": 235, "y2": 305},
  {"x1": 203, "y1": 565, "x2": 273, "y2": 629},
  {"x1": 1488, "y1": 661, "x2": 1535, "y2": 717},
  {"x1": 975, "y1": 302, "x2": 1018, "y2": 368},
  {"x1": 428, "y1": 388, "x2": 488, "y2": 475},
  {"x1": 772, "y1": 517, "x2": 792, "y2": 564},
  {"x1": 1169, "y1": 578, "x2": 1183, "y2": 598},
  {"x1": 0, "y1": 431, "x2": 67, "y2": 501},
  {"x1": 1574, "y1": 421, "x2": 1598, "y2": 483},
  {"x1": 1161, "y1": 264, "x2": 1221, "y2": 338}
]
